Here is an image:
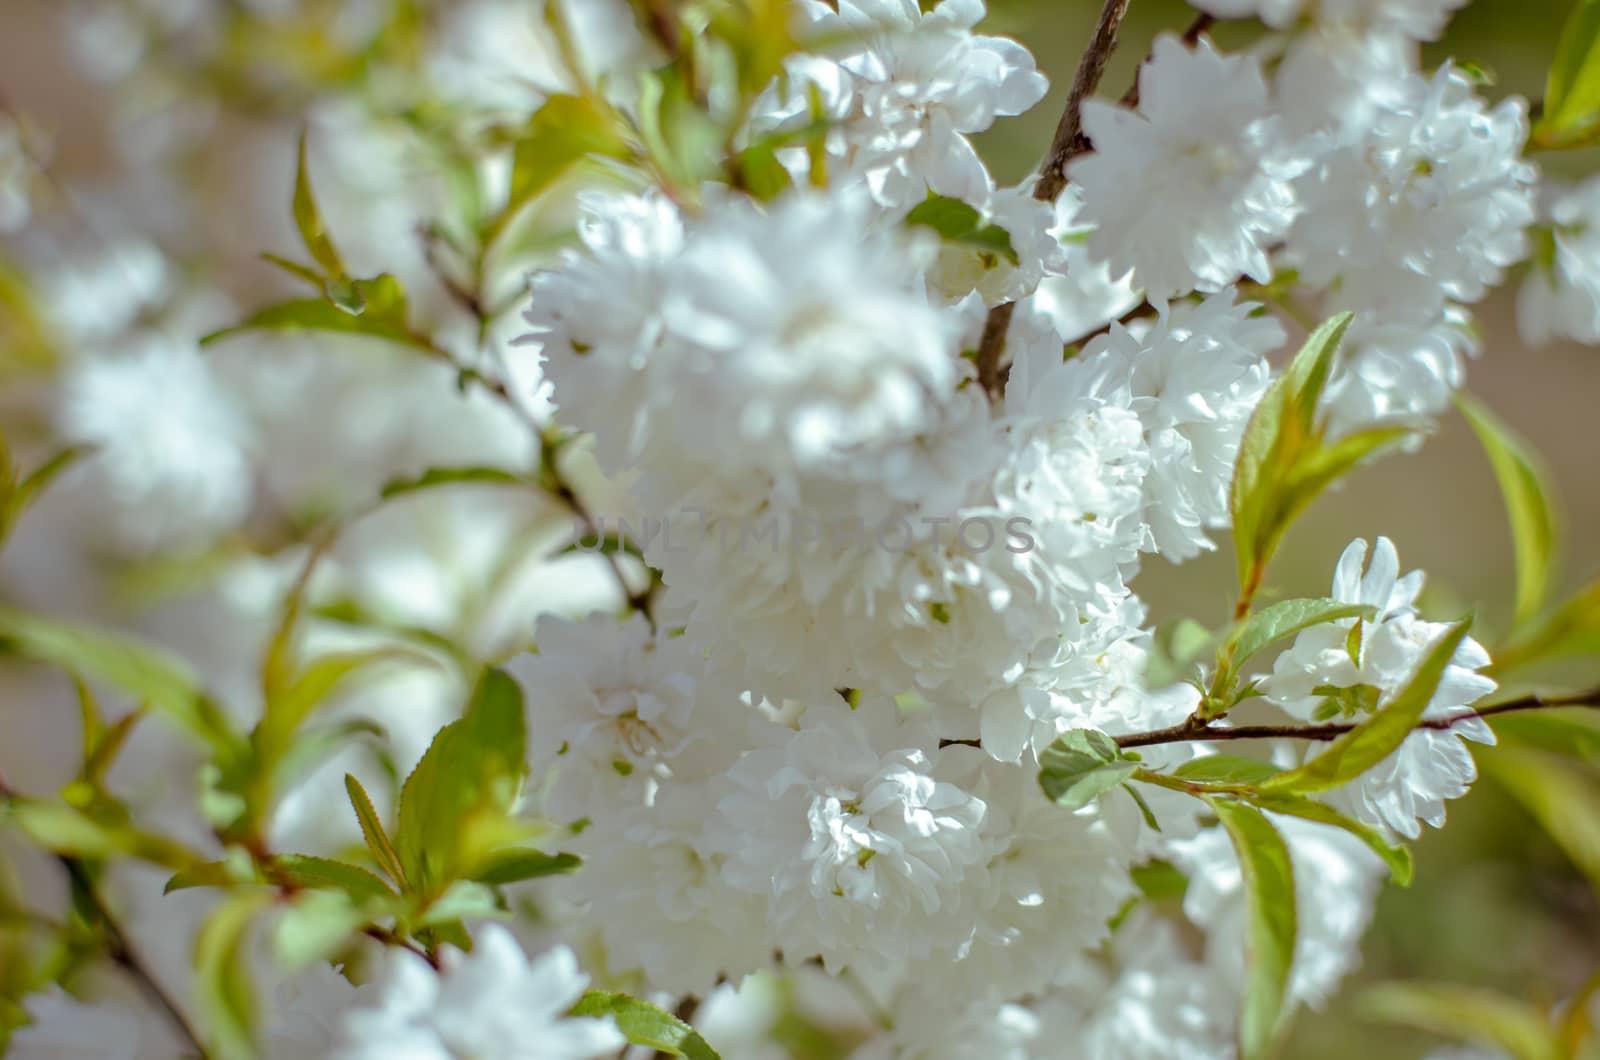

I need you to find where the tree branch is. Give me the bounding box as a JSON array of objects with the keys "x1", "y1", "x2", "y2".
[
  {"x1": 1112, "y1": 688, "x2": 1600, "y2": 749},
  {"x1": 976, "y1": 0, "x2": 1132, "y2": 400}
]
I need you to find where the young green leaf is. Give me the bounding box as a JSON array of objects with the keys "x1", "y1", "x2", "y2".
[
  {"x1": 471, "y1": 849, "x2": 582, "y2": 886},
  {"x1": 292, "y1": 132, "x2": 346, "y2": 278},
  {"x1": 1038, "y1": 729, "x2": 1139, "y2": 810},
  {"x1": 271, "y1": 854, "x2": 396, "y2": 902},
  {"x1": 1208, "y1": 797, "x2": 1298, "y2": 1060},
  {"x1": 1533, "y1": 0, "x2": 1600, "y2": 150},
  {"x1": 905, "y1": 195, "x2": 1020, "y2": 266},
  {"x1": 1261, "y1": 620, "x2": 1472, "y2": 795},
  {"x1": 195, "y1": 891, "x2": 273, "y2": 1060},
  {"x1": 394, "y1": 668, "x2": 527, "y2": 895},
  {"x1": 272, "y1": 888, "x2": 368, "y2": 970},
  {"x1": 497, "y1": 95, "x2": 630, "y2": 241},
  {"x1": 379, "y1": 465, "x2": 525, "y2": 499},
  {"x1": 1491, "y1": 576, "x2": 1600, "y2": 674},
  {"x1": 1223, "y1": 598, "x2": 1376, "y2": 678},
  {"x1": 1360, "y1": 982, "x2": 1559, "y2": 1060},
  {"x1": 1172, "y1": 755, "x2": 1285, "y2": 786},
  {"x1": 344, "y1": 773, "x2": 409, "y2": 892},
  {"x1": 5, "y1": 800, "x2": 196, "y2": 869},
  {"x1": 0, "y1": 606, "x2": 237, "y2": 753},
  {"x1": 0, "y1": 444, "x2": 91, "y2": 545},
  {"x1": 1457, "y1": 395, "x2": 1560, "y2": 631},
  {"x1": 570, "y1": 991, "x2": 723, "y2": 1059},
  {"x1": 1231, "y1": 312, "x2": 1354, "y2": 589},
  {"x1": 1248, "y1": 792, "x2": 1414, "y2": 886}
]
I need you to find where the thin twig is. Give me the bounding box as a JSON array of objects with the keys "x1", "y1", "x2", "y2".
[
  {"x1": 975, "y1": 0, "x2": 1133, "y2": 400},
  {"x1": 1112, "y1": 688, "x2": 1600, "y2": 749}
]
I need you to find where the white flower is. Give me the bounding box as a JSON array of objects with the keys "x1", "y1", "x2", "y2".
[
  {"x1": 1518, "y1": 176, "x2": 1600, "y2": 347},
  {"x1": 1070, "y1": 36, "x2": 1304, "y2": 300},
  {"x1": 1287, "y1": 65, "x2": 1536, "y2": 324},
  {"x1": 1196, "y1": 0, "x2": 1465, "y2": 36},
  {"x1": 57, "y1": 336, "x2": 255, "y2": 555},
  {"x1": 1323, "y1": 308, "x2": 1479, "y2": 433},
  {"x1": 715, "y1": 696, "x2": 989, "y2": 976},
  {"x1": 924, "y1": 183, "x2": 1066, "y2": 305},
  {"x1": 939, "y1": 750, "x2": 1136, "y2": 999},
  {"x1": 1031, "y1": 187, "x2": 1141, "y2": 344},
  {"x1": 1074, "y1": 291, "x2": 1280, "y2": 561},
  {"x1": 1034, "y1": 911, "x2": 1236, "y2": 1060},
  {"x1": 506, "y1": 612, "x2": 701, "y2": 825},
  {"x1": 1262, "y1": 537, "x2": 1498, "y2": 838},
  {"x1": 331, "y1": 928, "x2": 624, "y2": 1060},
  {"x1": 789, "y1": 0, "x2": 1048, "y2": 207}
]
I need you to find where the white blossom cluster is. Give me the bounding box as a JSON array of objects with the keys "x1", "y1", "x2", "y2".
[{"x1": 0, "y1": 0, "x2": 1590, "y2": 1057}]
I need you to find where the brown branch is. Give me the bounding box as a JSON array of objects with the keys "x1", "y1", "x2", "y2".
[
  {"x1": 976, "y1": 0, "x2": 1133, "y2": 401},
  {"x1": 62, "y1": 856, "x2": 213, "y2": 1058},
  {"x1": 1112, "y1": 688, "x2": 1600, "y2": 749},
  {"x1": 1119, "y1": 13, "x2": 1216, "y2": 108}
]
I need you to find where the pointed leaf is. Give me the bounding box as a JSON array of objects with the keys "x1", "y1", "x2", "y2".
[
  {"x1": 1038, "y1": 729, "x2": 1138, "y2": 810},
  {"x1": 195, "y1": 891, "x2": 272, "y2": 1060},
  {"x1": 1250, "y1": 793, "x2": 1414, "y2": 885},
  {"x1": 1261, "y1": 620, "x2": 1473, "y2": 795},
  {"x1": 1457, "y1": 395, "x2": 1560, "y2": 630},
  {"x1": 1479, "y1": 745, "x2": 1600, "y2": 898},
  {"x1": 293, "y1": 132, "x2": 345, "y2": 277},
  {"x1": 1225, "y1": 598, "x2": 1377, "y2": 676},
  {"x1": 570, "y1": 991, "x2": 723, "y2": 1059},
  {"x1": 1534, "y1": 0, "x2": 1600, "y2": 150},
  {"x1": 471, "y1": 849, "x2": 582, "y2": 886},
  {"x1": 344, "y1": 773, "x2": 408, "y2": 892},
  {"x1": 1360, "y1": 982, "x2": 1559, "y2": 1060},
  {"x1": 1208, "y1": 797, "x2": 1298, "y2": 1060}
]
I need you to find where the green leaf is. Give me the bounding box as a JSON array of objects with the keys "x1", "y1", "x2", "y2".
[
  {"x1": 734, "y1": 141, "x2": 795, "y2": 201},
  {"x1": 1224, "y1": 598, "x2": 1377, "y2": 676},
  {"x1": 258, "y1": 649, "x2": 416, "y2": 765},
  {"x1": 394, "y1": 668, "x2": 527, "y2": 896},
  {"x1": 1360, "y1": 982, "x2": 1559, "y2": 1060},
  {"x1": 1038, "y1": 729, "x2": 1139, "y2": 810},
  {"x1": 4, "y1": 800, "x2": 194, "y2": 868},
  {"x1": 471, "y1": 849, "x2": 582, "y2": 886},
  {"x1": 202, "y1": 274, "x2": 425, "y2": 351},
  {"x1": 1248, "y1": 792, "x2": 1414, "y2": 886},
  {"x1": 164, "y1": 851, "x2": 257, "y2": 894},
  {"x1": 1457, "y1": 395, "x2": 1560, "y2": 631},
  {"x1": 1173, "y1": 755, "x2": 1285, "y2": 786},
  {"x1": 272, "y1": 854, "x2": 395, "y2": 902},
  {"x1": 1207, "y1": 797, "x2": 1298, "y2": 1060},
  {"x1": 0, "y1": 606, "x2": 237, "y2": 752},
  {"x1": 1228, "y1": 313, "x2": 1356, "y2": 589},
  {"x1": 496, "y1": 95, "x2": 630, "y2": 242},
  {"x1": 379, "y1": 465, "x2": 525, "y2": 499},
  {"x1": 0, "y1": 445, "x2": 91, "y2": 544},
  {"x1": 570, "y1": 991, "x2": 722, "y2": 1059},
  {"x1": 293, "y1": 132, "x2": 345, "y2": 278},
  {"x1": 272, "y1": 888, "x2": 368, "y2": 970},
  {"x1": 1261, "y1": 620, "x2": 1472, "y2": 796},
  {"x1": 1534, "y1": 0, "x2": 1600, "y2": 150},
  {"x1": 1479, "y1": 745, "x2": 1600, "y2": 897},
  {"x1": 1492, "y1": 577, "x2": 1600, "y2": 674},
  {"x1": 905, "y1": 195, "x2": 1020, "y2": 266},
  {"x1": 195, "y1": 891, "x2": 272, "y2": 1060},
  {"x1": 415, "y1": 880, "x2": 504, "y2": 927},
  {"x1": 344, "y1": 774, "x2": 408, "y2": 892}
]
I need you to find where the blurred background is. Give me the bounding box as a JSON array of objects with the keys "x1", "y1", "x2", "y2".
[{"x1": 0, "y1": 2, "x2": 1596, "y2": 1057}]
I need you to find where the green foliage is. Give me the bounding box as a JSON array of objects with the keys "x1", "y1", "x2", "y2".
[
  {"x1": 379, "y1": 465, "x2": 527, "y2": 499},
  {"x1": 1478, "y1": 745, "x2": 1600, "y2": 898},
  {"x1": 570, "y1": 990, "x2": 724, "y2": 1059},
  {"x1": 1230, "y1": 313, "x2": 1411, "y2": 596},
  {"x1": 1208, "y1": 797, "x2": 1298, "y2": 1060},
  {"x1": 1360, "y1": 982, "x2": 1560, "y2": 1060},
  {"x1": 1457, "y1": 395, "x2": 1561, "y2": 632},
  {"x1": 1533, "y1": 0, "x2": 1600, "y2": 149},
  {"x1": 1223, "y1": 599, "x2": 1376, "y2": 681},
  {"x1": 499, "y1": 94, "x2": 631, "y2": 242},
  {"x1": 394, "y1": 667, "x2": 530, "y2": 898},
  {"x1": 905, "y1": 195, "x2": 1020, "y2": 266},
  {"x1": 1248, "y1": 792, "x2": 1414, "y2": 886},
  {"x1": 1493, "y1": 576, "x2": 1600, "y2": 674},
  {"x1": 195, "y1": 891, "x2": 273, "y2": 1060},
  {"x1": 345, "y1": 773, "x2": 409, "y2": 893},
  {"x1": 292, "y1": 131, "x2": 346, "y2": 279},
  {"x1": 0, "y1": 442, "x2": 90, "y2": 550},
  {"x1": 0, "y1": 606, "x2": 239, "y2": 754},
  {"x1": 1172, "y1": 755, "x2": 1285, "y2": 785},
  {"x1": 1037, "y1": 729, "x2": 1139, "y2": 809},
  {"x1": 1260, "y1": 620, "x2": 1473, "y2": 795}
]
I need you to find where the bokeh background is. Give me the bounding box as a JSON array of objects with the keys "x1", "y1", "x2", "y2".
[{"x1": 0, "y1": 2, "x2": 1596, "y2": 1057}]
